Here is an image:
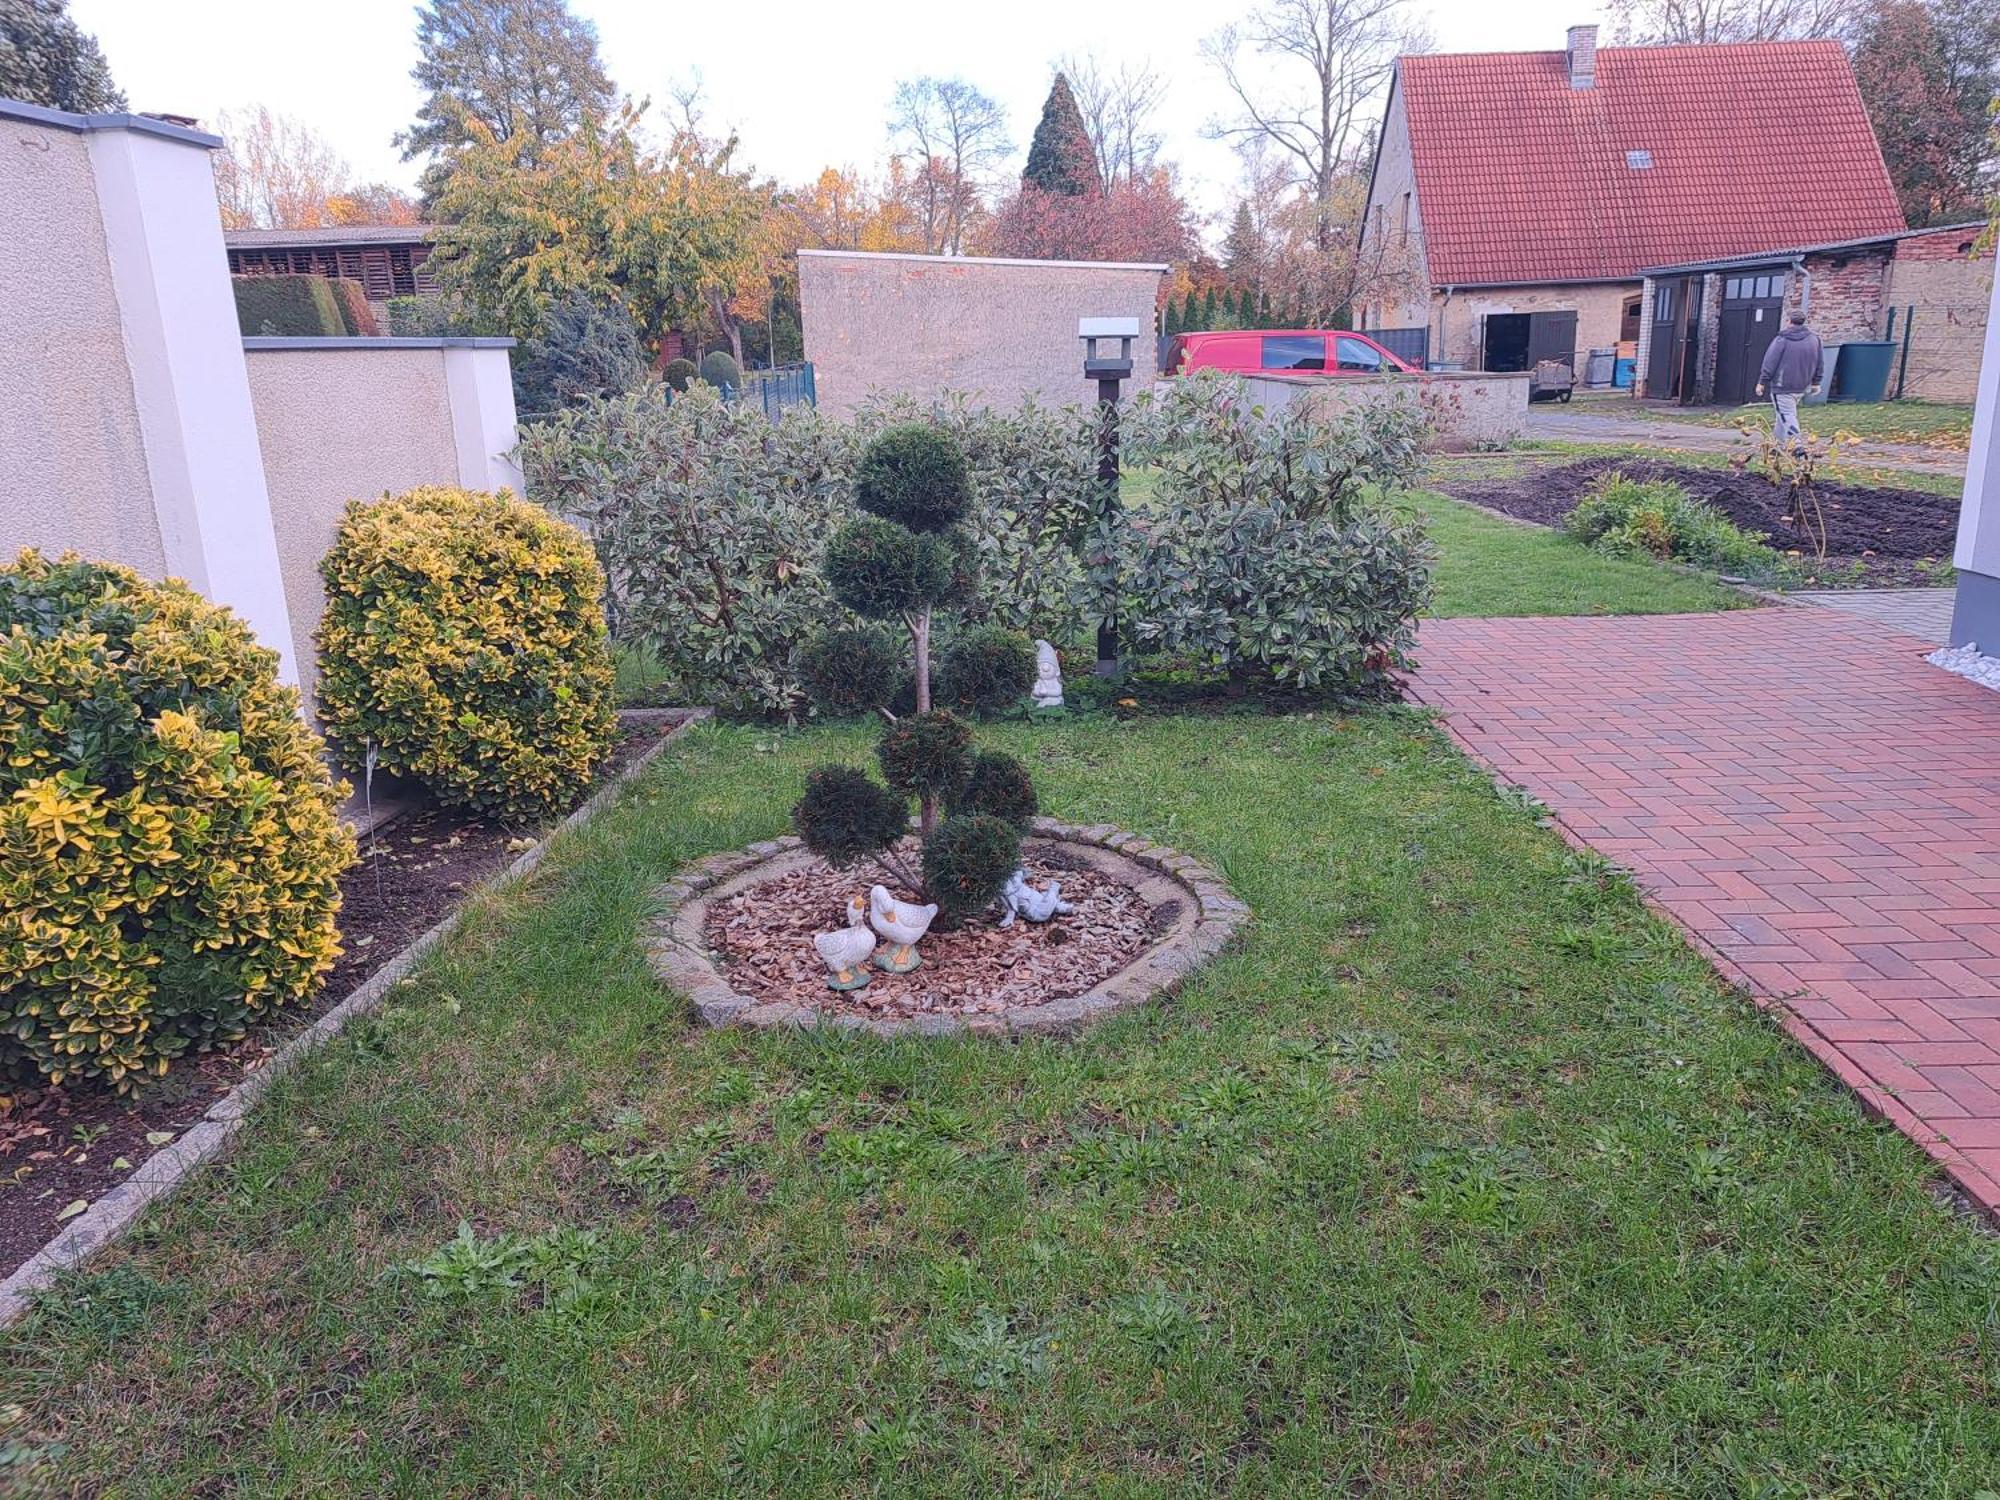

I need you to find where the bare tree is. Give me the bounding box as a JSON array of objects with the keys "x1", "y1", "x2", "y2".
[
  {"x1": 212, "y1": 105, "x2": 354, "y2": 230},
  {"x1": 1205, "y1": 0, "x2": 1424, "y2": 245},
  {"x1": 1607, "y1": 0, "x2": 1861, "y2": 42},
  {"x1": 888, "y1": 77, "x2": 1009, "y2": 254},
  {"x1": 1058, "y1": 52, "x2": 1169, "y2": 189}
]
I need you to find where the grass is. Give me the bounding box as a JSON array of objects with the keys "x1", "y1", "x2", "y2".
[
  {"x1": 6, "y1": 713, "x2": 2000, "y2": 1495},
  {"x1": 1633, "y1": 399, "x2": 1974, "y2": 450}
]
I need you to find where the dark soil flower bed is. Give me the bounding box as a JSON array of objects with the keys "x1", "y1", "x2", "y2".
[
  {"x1": 703, "y1": 842, "x2": 1158, "y2": 1020},
  {"x1": 0, "y1": 712, "x2": 693, "y2": 1283},
  {"x1": 1437, "y1": 457, "x2": 1959, "y2": 586}
]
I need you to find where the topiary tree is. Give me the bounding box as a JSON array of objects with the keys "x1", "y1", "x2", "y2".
[
  {"x1": 317, "y1": 485, "x2": 619, "y2": 823},
  {"x1": 934, "y1": 625, "x2": 1034, "y2": 717},
  {"x1": 949, "y1": 751, "x2": 1038, "y2": 827},
  {"x1": 0, "y1": 550, "x2": 354, "y2": 1089},
  {"x1": 698, "y1": 350, "x2": 741, "y2": 390},
  {"x1": 792, "y1": 424, "x2": 1040, "y2": 930},
  {"x1": 662, "y1": 356, "x2": 698, "y2": 392},
  {"x1": 798, "y1": 623, "x2": 907, "y2": 719}
]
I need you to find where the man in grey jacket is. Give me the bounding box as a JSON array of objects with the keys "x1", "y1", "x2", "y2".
[{"x1": 1755, "y1": 313, "x2": 1824, "y2": 448}]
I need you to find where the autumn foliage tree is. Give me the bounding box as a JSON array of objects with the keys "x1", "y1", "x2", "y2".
[{"x1": 1851, "y1": 0, "x2": 1999, "y2": 226}]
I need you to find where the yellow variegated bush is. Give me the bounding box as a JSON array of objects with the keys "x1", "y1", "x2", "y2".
[
  {"x1": 316, "y1": 486, "x2": 617, "y2": 822},
  {"x1": 0, "y1": 551, "x2": 354, "y2": 1089}
]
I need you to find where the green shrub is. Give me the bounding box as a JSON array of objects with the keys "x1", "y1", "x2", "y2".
[
  {"x1": 316, "y1": 486, "x2": 618, "y2": 822},
  {"x1": 512, "y1": 291, "x2": 648, "y2": 416},
  {"x1": 823, "y1": 517, "x2": 958, "y2": 621},
  {"x1": 1117, "y1": 371, "x2": 1434, "y2": 693},
  {"x1": 1563, "y1": 471, "x2": 1783, "y2": 577},
  {"x1": 949, "y1": 751, "x2": 1038, "y2": 828},
  {"x1": 877, "y1": 711, "x2": 973, "y2": 799},
  {"x1": 856, "y1": 423, "x2": 973, "y2": 533},
  {"x1": 699, "y1": 350, "x2": 740, "y2": 389},
  {"x1": 798, "y1": 624, "x2": 907, "y2": 719},
  {"x1": 792, "y1": 766, "x2": 909, "y2": 868},
  {"x1": 921, "y1": 814, "x2": 1023, "y2": 926},
  {"x1": 326, "y1": 277, "x2": 378, "y2": 336},
  {"x1": 231, "y1": 274, "x2": 344, "y2": 337},
  {"x1": 663, "y1": 357, "x2": 699, "y2": 392},
  {"x1": 935, "y1": 626, "x2": 1034, "y2": 716},
  {"x1": 386, "y1": 294, "x2": 496, "y2": 337},
  {"x1": 0, "y1": 550, "x2": 354, "y2": 1089}
]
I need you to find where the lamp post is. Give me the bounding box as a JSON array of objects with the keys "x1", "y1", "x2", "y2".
[{"x1": 1079, "y1": 316, "x2": 1138, "y2": 677}]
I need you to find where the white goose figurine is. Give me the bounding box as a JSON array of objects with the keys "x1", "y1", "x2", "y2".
[
  {"x1": 997, "y1": 868, "x2": 1075, "y2": 927},
  {"x1": 813, "y1": 895, "x2": 877, "y2": 991},
  {"x1": 868, "y1": 884, "x2": 937, "y2": 973}
]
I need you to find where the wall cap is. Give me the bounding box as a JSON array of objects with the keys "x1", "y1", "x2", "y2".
[
  {"x1": 1249, "y1": 370, "x2": 1531, "y2": 385},
  {"x1": 0, "y1": 95, "x2": 222, "y2": 148},
  {"x1": 800, "y1": 248, "x2": 1171, "y2": 274},
  {"x1": 242, "y1": 336, "x2": 517, "y2": 351}
]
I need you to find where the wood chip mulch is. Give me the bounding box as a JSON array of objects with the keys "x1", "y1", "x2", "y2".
[{"x1": 703, "y1": 845, "x2": 1158, "y2": 1019}]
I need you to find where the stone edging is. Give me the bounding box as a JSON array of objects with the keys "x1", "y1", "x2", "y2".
[
  {"x1": 644, "y1": 817, "x2": 1248, "y2": 1037},
  {"x1": 0, "y1": 708, "x2": 708, "y2": 1329}
]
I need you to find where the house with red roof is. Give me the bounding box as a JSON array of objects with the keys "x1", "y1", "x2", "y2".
[{"x1": 1356, "y1": 26, "x2": 1916, "y2": 401}]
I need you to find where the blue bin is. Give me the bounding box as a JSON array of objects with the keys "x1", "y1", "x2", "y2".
[{"x1": 1613, "y1": 357, "x2": 1636, "y2": 389}]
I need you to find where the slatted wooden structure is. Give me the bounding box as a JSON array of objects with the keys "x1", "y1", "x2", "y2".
[{"x1": 224, "y1": 226, "x2": 439, "y2": 301}]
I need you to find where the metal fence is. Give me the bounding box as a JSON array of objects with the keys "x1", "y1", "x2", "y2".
[
  {"x1": 1371, "y1": 326, "x2": 1430, "y2": 368},
  {"x1": 725, "y1": 362, "x2": 817, "y2": 416}
]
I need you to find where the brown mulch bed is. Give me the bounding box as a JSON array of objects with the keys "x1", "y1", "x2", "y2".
[
  {"x1": 1437, "y1": 457, "x2": 1959, "y2": 586},
  {"x1": 704, "y1": 843, "x2": 1160, "y2": 1021},
  {"x1": 0, "y1": 711, "x2": 693, "y2": 1283}
]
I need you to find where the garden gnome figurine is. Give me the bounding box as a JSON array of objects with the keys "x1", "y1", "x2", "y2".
[{"x1": 1032, "y1": 639, "x2": 1064, "y2": 708}]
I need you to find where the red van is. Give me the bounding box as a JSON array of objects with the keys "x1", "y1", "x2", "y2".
[{"x1": 1163, "y1": 329, "x2": 1414, "y2": 377}]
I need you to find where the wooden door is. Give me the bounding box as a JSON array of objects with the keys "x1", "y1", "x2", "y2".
[
  {"x1": 1526, "y1": 311, "x2": 1578, "y2": 370},
  {"x1": 1715, "y1": 300, "x2": 1783, "y2": 406}
]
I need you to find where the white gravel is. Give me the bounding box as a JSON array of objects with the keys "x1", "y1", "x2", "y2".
[{"x1": 1926, "y1": 641, "x2": 2000, "y2": 693}]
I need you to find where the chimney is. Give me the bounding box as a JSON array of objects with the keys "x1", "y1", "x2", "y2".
[{"x1": 1566, "y1": 24, "x2": 1598, "y2": 89}]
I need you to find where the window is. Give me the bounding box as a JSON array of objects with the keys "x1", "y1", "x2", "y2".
[
  {"x1": 1625, "y1": 149, "x2": 1653, "y2": 169},
  {"x1": 1261, "y1": 334, "x2": 1325, "y2": 371},
  {"x1": 1334, "y1": 336, "x2": 1385, "y2": 372},
  {"x1": 1654, "y1": 284, "x2": 1676, "y2": 322}
]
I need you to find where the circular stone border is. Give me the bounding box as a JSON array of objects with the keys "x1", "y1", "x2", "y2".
[{"x1": 644, "y1": 818, "x2": 1248, "y2": 1037}]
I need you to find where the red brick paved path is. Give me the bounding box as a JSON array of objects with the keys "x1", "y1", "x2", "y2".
[{"x1": 1412, "y1": 608, "x2": 2000, "y2": 1217}]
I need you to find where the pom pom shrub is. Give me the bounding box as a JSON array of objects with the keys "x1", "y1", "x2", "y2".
[
  {"x1": 823, "y1": 517, "x2": 957, "y2": 621},
  {"x1": 699, "y1": 350, "x2": 741, "y2": 389},
  {"x1": 949, "y1": 751, "x2": 1038, "y2": 828},
  {"x1": 0, "y1": 551, "x2": 355, "y2": 1089},
  {"x1": 317, "y1": 486, "x2": 618, "y2": 823},
  {"x1": 877, "y1": 711, "x2": 973, "y2": 800},
  {"x1": 855, "y1": 423, "x2": 972, "y2": 533},
  {"x1": 935, "y1": 626, "x2": 1034, "y2": 716},
  {"x1": 798, "y1": 624, "x2": 907, "y2": 720},
  {"x1": 663, "y1": 357, "x2": 698, "y2": 392},
  {"x1": 792, "y1": 766, "x2": 908, "y2": 868},
  {"x1": 921, "y1": 814, "x2": 1023, "y2": 926}
]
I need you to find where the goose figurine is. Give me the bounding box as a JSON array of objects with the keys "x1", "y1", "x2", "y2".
[
  {"x1": 868, "y1": 884, "x2": 937, "y2": 973},
  {"x1": 813, "y1": 895, "x2": 877, "y2": 991},
  {"x1": 997, "y1": 868, "x2": 1075, "y2": 928}
]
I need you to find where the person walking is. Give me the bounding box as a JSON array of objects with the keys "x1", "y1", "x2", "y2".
[{"x1": 1755, "y1": 312, "x2": 1824, "y2": 448}]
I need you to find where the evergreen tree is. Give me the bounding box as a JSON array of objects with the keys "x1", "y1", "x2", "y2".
[
  {"x1": 0, "y1": 0, "x2": 124, "y2": 112},
  {"x1": 1164, "y1": 296, "x2": 1182, "y2": 336},
  {"x1": 1222, "y1": 201, "x2": 1261, "y2": 288},
  {"x1": 1199, "y1": 286, "x2": 1216, "y2": 329},
  {"x1": 1258, "y1": 291, "x2": 1273, "y2": 325},
  {"x1": 400, "y1": 0, "x2": 615, "y2": 169},
  {"x1": 1020, "y1": 72, "x2": 1100, "y2": 196}
]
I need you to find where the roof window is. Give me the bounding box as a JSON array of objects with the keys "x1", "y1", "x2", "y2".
[{"x1": 1626, "y1": 150, "x2": 1654, "y2": 169}]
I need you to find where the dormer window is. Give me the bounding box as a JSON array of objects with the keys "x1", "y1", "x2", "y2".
[{"x1": 1626, "y1": 150, "x2": 1654, "y2": 169}]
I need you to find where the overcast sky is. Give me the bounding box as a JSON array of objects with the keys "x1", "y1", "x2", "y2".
[{"x1": 72, "y1": 0, "x2": 1611, "y2": 235}]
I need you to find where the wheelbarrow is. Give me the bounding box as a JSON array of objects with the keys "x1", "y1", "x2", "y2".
[{"x1": 1529, "y1": 358, "x2": 1575, "y2": 403}]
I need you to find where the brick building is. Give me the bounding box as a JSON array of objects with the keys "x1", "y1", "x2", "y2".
[
  {"x1": 1639, "y1": 223, "x2": 1991, "y2": 404},
  {"x1": 1356, "y1": 27, "x2": 1906, "y2": 393}
]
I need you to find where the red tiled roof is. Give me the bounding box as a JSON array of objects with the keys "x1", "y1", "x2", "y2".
[{"x1": 1397, "y1": 39, "x2": 1905, "y2": 286}]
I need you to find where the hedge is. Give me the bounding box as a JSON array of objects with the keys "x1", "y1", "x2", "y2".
[{"x1": 231, "y1": 274, "x2": 344, "y2": 337}]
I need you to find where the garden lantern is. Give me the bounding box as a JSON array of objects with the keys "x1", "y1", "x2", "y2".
[{"x1": 1079, "y1": 316, "x2": 1140, "y2": 676}]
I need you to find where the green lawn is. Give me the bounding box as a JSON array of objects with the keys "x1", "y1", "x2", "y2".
[
  {"x1": 7, "y1": 715, "x2": 1999, "y2": 1495},
  {"x1": 1406, "y1": 490, "x2": 1750, "y2": 617},
  {"x1": 1631, "y1": 398, "x2": 1973, "y2": 450}
]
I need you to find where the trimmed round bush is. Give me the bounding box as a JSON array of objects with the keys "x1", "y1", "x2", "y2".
[
  {"x1": 878, "y1": 711, "x2": 973, "y2": 799},
  {"x1": 663, "y1": 357, "x2": 698, "y2": 392},
  {"x1": 793, "y1": 766, "x2": 908, "y2": 868},
  {"x1": 0, "y1": 550, "x2": 355, "y2": 1089},
  {"x1": 855, "y1": 424, "x2": 971, "y2": 533},
  {"x1": 935, "y1": 626, "x2": 1034, "y2": 716},
  {"x1": 699, "y1": 350, "x2": 741, "y2": 389},
  {"x1": 921, "y1": 814, "x2": 1023, "y2": 926},
  {"x1": 823, "y1": 516, "x2": 957, "y2": 620},
  {"x1": 317, "y1": 486, "x2": 618, "y2": 823},
  {"x1": 948, "y1": 751, "x2": 1038, "y2": 828},
  {"x1": 798, "y1": 624, "x2": 907, "y2": 720}
]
